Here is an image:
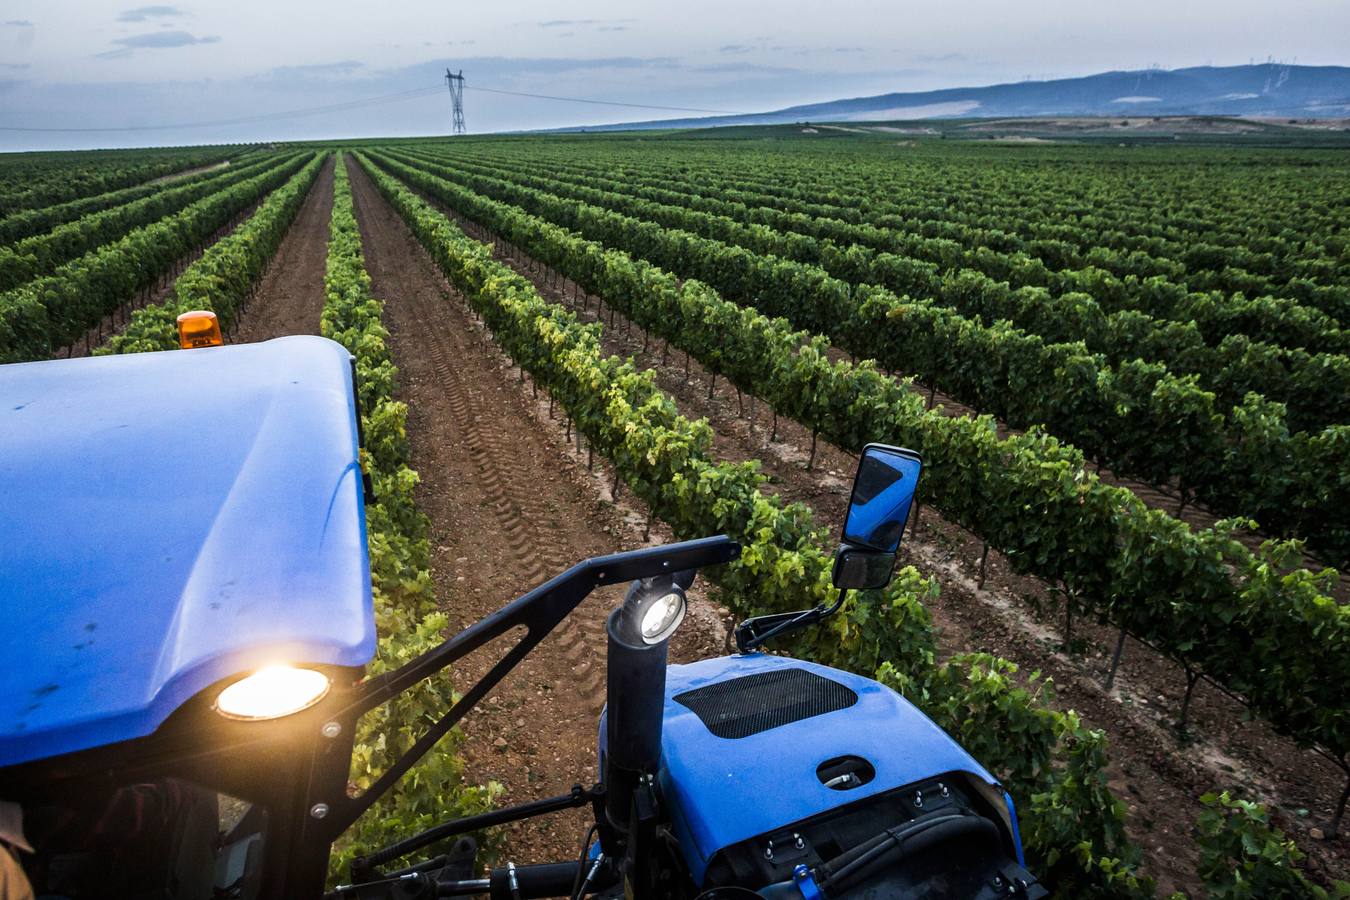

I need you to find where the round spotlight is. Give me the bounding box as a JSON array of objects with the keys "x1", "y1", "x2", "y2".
[
  {"x1": 214, "y1": 666, "x2": 331, "y2": 721},
  {"x1": 638, "y1": 590, "x2": 686, "y2": 645}
]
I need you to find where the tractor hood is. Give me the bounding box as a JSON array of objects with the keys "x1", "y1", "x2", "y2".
[
  {"x1": 659, "y1": 654, "x2": 1002, "y2": 886},
  {"x1": 0, "y1": 336, "x2": 374, "y2": 767}
]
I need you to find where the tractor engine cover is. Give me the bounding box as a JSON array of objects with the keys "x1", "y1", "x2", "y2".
[{"x1": 657, "y1": 655, "x2": 1024, "y2": 890}]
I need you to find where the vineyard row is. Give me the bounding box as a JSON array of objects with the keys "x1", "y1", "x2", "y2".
[{"x1": 362, "y1": 150, "x2": 1350, "y2": 771}]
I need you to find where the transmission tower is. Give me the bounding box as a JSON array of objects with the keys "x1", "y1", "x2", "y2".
[{"x1": 445, "y1": 69, "x2": 466, "y2": 135}]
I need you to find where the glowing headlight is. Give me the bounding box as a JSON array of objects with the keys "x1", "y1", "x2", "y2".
[
  {"x1": 639, "y1": 591, "x2": 686, "y2": 645},
  {"x1": 214, "y1": 666, "x2": 331, "y2": 721}
]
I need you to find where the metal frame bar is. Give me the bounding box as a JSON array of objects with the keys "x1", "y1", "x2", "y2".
[{"x1": 315, "y1": 535, "x2": 739, "y2": 841}]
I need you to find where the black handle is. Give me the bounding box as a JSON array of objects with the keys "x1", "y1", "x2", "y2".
[{"x1": 486, "y1": 862, "x2": 582, "y2": 899}]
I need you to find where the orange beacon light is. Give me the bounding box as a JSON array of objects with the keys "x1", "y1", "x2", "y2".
[{"x1": 176, "y1": 310, "x2": 223, "y2": 349}]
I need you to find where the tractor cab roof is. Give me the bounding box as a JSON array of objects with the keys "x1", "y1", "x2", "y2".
[{"x1": 0, "y1": 336, "x2": 375, "y2": 767}]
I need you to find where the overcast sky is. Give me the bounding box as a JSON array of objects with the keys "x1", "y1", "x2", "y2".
[{"x1": 1, "y1": 0, "x2": 1347, "y2": 150}]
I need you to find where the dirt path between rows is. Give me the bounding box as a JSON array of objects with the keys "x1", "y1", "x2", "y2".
[
  {"x1": 233, "y1": 155, "x2": 335, "y2": 343},
  {"x1": 431, "y1": 207, "x2": 1350, "y2": 895},
  {"x1": 345, "y1": 157, "x2": 729, "y2": 867}
]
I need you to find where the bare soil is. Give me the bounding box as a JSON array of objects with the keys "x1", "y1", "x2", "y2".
[
  {"x1": 345, "y1": 158, "x2": 730, "y2": 867},
  {"x1": 146, "y1": 159, "x2": 232, "y2": 186},
  {"x1": 232, "y1": 156, "x2": 335, "y2": 343}
]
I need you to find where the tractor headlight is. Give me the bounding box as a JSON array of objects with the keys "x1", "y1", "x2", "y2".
[
  {"x1": 214, "y1": 666, "x2": 331, "y2": 721},
  {"x1": 639, "y1": 591, "x2": 686, "y2": 644}
]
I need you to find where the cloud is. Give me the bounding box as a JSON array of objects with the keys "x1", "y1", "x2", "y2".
[
  {"x1": 4, "y1": 20, "x2": 33, "y2": 27},
  {"x1": 117, "y1": 6, "x2": 183, "y2": 22},
  {"x1": 114, "y1": 30, "x2": 217, "y2": 48},
  {"x1": 719, "y1": 44, "x2": 753, "y2": 54},
  {"x1": 537, "y1": 18, "x2": 634, "y2": 29},
  {"x1": 1, "y1": 62, "x2": 30, "y2": 69},
  {"x1": 917, "y1": 52, "x2": 966, "y2": 63},
  {"x1": 276, "y1": 60, "x2": 364, "y2": 75},
  {"x1": 96, "y1": 29, "x2": 219, "y2": 57},
  {"x1": 246, "y1": 60, "x2": 369, "y2": 88},
  {"x1": 832, "y1": 47, "x2": 865, "y2": 53}
]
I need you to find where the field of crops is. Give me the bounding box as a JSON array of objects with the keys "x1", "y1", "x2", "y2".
[{"x1": 2, "y1": 133, "x2": 1346, "y2": 897}]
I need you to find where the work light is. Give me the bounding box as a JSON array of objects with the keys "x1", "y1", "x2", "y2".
[
  {"x1": 214, "y1": 666, "x2": 331, "y2": 721},
  {"x1": 616, "y1": 576, "x2": 688, "y2": 646}
]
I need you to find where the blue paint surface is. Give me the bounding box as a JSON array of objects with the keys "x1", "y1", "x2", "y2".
[
  {"x1": 0, "y1": 337, "x2": 374, "y2": 766},
  {"x1": 658, "y1": 654, "x2": 1003, "y2": 885}
]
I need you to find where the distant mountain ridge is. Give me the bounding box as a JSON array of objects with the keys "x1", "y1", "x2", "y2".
[{"x1": 566, "y1": 64, "x2": 1350, "y2": 132}]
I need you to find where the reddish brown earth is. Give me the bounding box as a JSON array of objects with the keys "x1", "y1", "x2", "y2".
[
  {"x1": 232, "y1": 155, "x2": 335, "y2": 343},
  {"x1": 345, "y1": 157, "x2": 729, "y2": 866}
]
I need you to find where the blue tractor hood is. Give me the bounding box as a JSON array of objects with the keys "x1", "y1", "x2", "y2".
[
  {"x1": 0, "y1": 336, "x2": 375, "y2": 767},
  {"x1": 659, "y1": 654, "x2": 1006, "y2": 886}
]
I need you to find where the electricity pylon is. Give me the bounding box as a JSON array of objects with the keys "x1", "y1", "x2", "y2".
[{"x1": 445, "y1": 69, "x2": 466, "y2": 135}]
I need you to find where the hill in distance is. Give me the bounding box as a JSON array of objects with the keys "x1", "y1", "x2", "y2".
[{"x1": 560, "y1": 63, "x2": 1350, "y2": 132}]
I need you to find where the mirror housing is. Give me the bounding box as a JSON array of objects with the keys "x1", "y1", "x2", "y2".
[
  {"x1": 833, "y1": 443, "x2": 922, "y2": 591},
  {"x1": 831, "y1": 544, "x2": 897, "y2": 591}
]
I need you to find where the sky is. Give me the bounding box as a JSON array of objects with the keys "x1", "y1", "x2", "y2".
[{"x1": 1, "y1": 0, "x2": 1347, "y2": 150}]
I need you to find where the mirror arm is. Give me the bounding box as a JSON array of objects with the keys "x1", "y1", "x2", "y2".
[{"x1": 735, "y1": 588, "x2": 850, "y2": 653}]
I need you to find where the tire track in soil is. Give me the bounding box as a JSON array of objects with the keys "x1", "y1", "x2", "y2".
[
  {"x1": 442, "y1": 210, "x2": 1350, "y2": 895},
  {"x1": 345, "y1": 156, "x2": 707, "y2": 864},
  {"x1": 232, "y1": 155, "x2": 335, "y2": 343}
]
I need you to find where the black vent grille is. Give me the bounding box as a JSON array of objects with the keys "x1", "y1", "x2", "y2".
[{"x1": 673, "y1": 668, "x2": 858, "y2": 739}]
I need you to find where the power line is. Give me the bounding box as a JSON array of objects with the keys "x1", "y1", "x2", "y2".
[
  {"x1": 0, "y1": 85, "x2": 444, "y2": 133},
  {"x1": 0, "y1": 80, "x2": 744, "y2": 133},
  {"x1": 464, "y1": 85, "x2": 745, "y2": 115}
]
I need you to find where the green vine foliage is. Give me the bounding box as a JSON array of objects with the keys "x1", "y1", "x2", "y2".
[
  {"x1": 1194, "y1": 792, "x2": 1350, "y2": 899},
  {"x1": 0, "y1": 147, "x2": 234, "y2": 218},
  {"x1": 407, "y1": 144, "x2": 1349, "y2": 339},
  {"x1": 403, "y1": 146, "x2": 1350, "y2": 432},
  {"x1": 354, "y1": 152, "x2": 1156, "y2": 898},
  {"x1": 374, "y1": 148, "x2": 1348, "y2": 566},
  {"x1": 99, "y1": 153, "x2": 326, "y2": 355},
  {"x1": 360, "y1": 150, "x2": 1350, "y2": 769},
  {"x1": 320, "y1": 156, "x2": 498, "y2": 877},
  {"x1": 0, "y1": 149, "x2": 261, "y2": 245},
  {"x1": 0, "y1": 152, "x2": 292, "y2": 292},
  {"x1": 0, "y1": 153, "x2": 313, "y2": 362}
]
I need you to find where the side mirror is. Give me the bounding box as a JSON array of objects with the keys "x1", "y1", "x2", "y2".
[{"x1": 832, "y1": 444, "x2": 922, "y2": 591}]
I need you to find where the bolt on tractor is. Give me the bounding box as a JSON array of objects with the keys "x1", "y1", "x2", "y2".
[{"x1": 0, "y1": 316, "x2": 1047, "y2": 899}]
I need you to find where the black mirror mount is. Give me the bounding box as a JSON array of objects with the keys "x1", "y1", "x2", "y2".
[
  {"x1": 734, "y1": 587, "x2": 850, "y2": 654},
  {"x1": 831, "y1": 544, "x2": 898, "y2": 591},
  {"x1": 732, "y1": 444, "x2": 922, "y2": 653}
]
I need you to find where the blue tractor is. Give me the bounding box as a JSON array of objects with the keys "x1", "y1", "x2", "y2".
[{"x1": 0, "y1": 330, "x2": 1047, "y2": 899}]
